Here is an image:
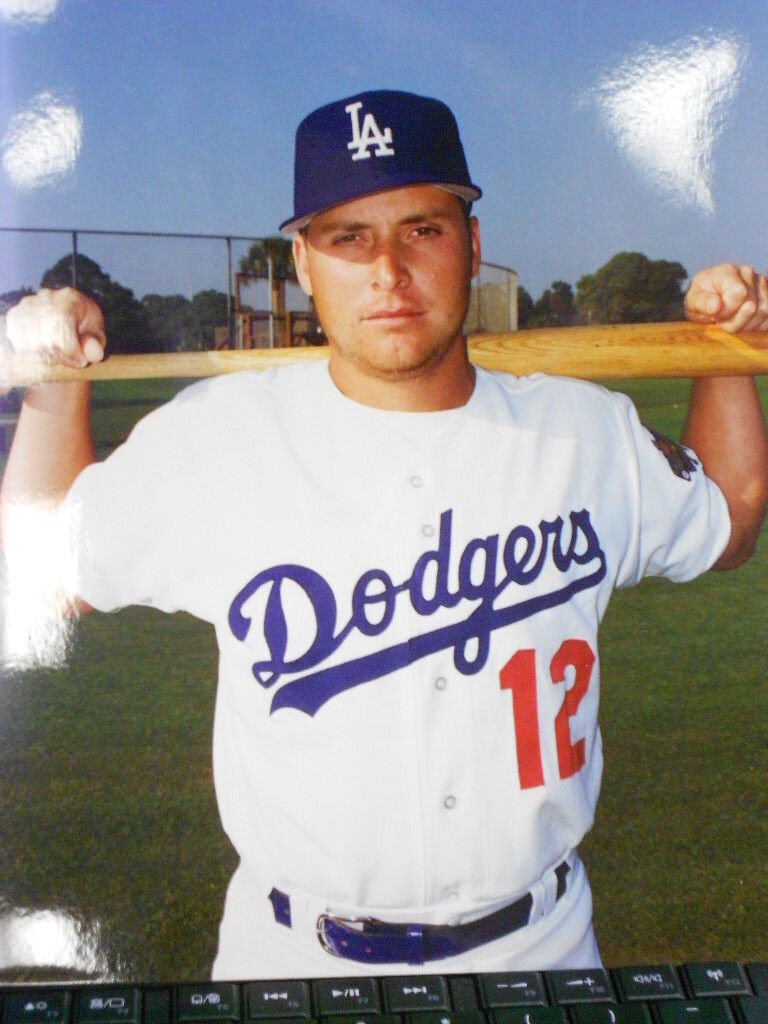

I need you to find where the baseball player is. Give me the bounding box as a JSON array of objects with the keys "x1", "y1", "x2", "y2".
[{"x1": 2, "y1": 90, "x2": 767, "y2": 979}]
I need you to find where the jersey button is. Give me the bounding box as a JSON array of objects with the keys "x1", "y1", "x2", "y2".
[
  {"x1": 409, "y1": 474, "x2": 423, "y2": 488},
  {"x1": 434, "y1": 676, "x2": 447, "y2": 691},
  {"x1": 422, "y1": 523, "x2": 435, "y2": 538},
  {"x1": 443, "y1": 794, "x2": 457, "y2": 810}
]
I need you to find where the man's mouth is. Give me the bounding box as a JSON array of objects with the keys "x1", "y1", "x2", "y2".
[{"x1": 363, "y1": 308, "x2": 423, "y2": 321}]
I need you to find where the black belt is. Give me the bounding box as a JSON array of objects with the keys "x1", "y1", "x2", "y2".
[{"x1": 272, "y1": 861, "x2": 571, "y2": 966}]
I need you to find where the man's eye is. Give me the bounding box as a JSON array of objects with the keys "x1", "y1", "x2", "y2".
[
  {"x1": 412, "y1": 225, "x2": 439, "y2": 237},
  {"x1": 332, "y1": 233, "x2": 361, "y2": 245}
]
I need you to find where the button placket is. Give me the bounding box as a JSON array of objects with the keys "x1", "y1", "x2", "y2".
[{"x1": 405, "y1": 469, "x2": 474, "y2": 905}]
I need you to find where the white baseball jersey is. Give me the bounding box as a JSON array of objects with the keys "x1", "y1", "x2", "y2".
[{"x1": 61, "y1": 362, "x2": 730, "y2": 976}]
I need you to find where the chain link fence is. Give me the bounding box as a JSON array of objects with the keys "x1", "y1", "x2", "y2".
[{"x1": 465, "y1": 259, "x2": 518, "y2": 335}]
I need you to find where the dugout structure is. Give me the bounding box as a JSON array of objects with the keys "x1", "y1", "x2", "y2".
[{"x1": 233, "y1": 271, "x2": 323, "y2": 349}]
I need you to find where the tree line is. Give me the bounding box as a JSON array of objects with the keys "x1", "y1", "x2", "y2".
[
  {"x1": 0, "y1": 239, "x2": 294, "y2": 355},
  {"x1": 518, "y1": 251, "x2": 687, "y2": 328},
  {"x1": 0, "y1": 254, "x2": 229, "y2": 354},
  {"x1": 0, "y1": 245, "x2": 689, "y2": 354}
]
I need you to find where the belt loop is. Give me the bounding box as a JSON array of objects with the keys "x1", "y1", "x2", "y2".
[
  {"x1": 527, "y1": 860, "x2": 564, "y2": 926},
  {"x1": 555, "y1": 860, "x2": 571, "y2": 899},
  {"x1": 269, "y1": 887, "x2": 292, "y2": 927},
  {"x1": 406, "y1": 924, "x2": 424, "y2": 966}
]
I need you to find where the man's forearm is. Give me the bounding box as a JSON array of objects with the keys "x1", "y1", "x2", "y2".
[
  {"x1": 0, "y1": 381, "x2": 94, "y2": 537},
  {"x1": 682, "y1": 375, "x2": 768, "y2": 569}
]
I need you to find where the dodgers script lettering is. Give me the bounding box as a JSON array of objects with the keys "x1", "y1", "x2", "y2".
[{"x1": 228, "y1": 508, "x2": 606, "y2": 716}]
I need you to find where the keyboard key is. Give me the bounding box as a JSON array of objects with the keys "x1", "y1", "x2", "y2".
[
  {"x1": 747, "y1": 967, "x2": 768, "y2": 997},
  {"x1": 76, "y1": 989, "x2": 140, "y2": 1024},
  {"x1": 245, "y1": 982, "x2": 312, "y2": 1019},
  {"x1": 177, "y1": 984, "x2": 241, "y2": 1023},
  {"x1": 404, "y1": 1014, "x2": 486, "y2": 1024},
  {"x1": 547, "y1": 970, "x2": 614, "y2": 1004},
  {"x1": 490, "y1": 1008, "x2": 567, "y2": 1024},
  {"x1": 323, "y1": 1017, "x2": 395, "y2": 1024},
  {"x1": 613, "y1": 966, "x2": 685, "y2": 1001},
  {"x1": 314, "y1": 978, "x2": 381, "y2": 1016},
  {"x1": 244, "y1": 1019, "x2": 310, "y2": 1024},
  {"x1": 570, "y1": 1004, "x2": 652, "y2": 1024},
  {"x1": 684, "y1": 963, "x2": 751, "y2": 998},
  {"x1": 449, "y1": 978, "x2": 481, "y2": 1012},
  {"x1": 6, "y1": 992, "x2": 72, "y2": 1024},
  {"x1": 479, "y1": 974, "x2": 547, "y2": 1008},
  {"x1": 734, "y1": 996, "x2": 768, "y2": 1024},
  {"x1": 655, "y1": 999, "x2": 735, "y2": 1024},
  {"x1": 384, "y1": 977, "x2": 450, "y2": 1013},
  {"x1": 142, "y1": 990, "x2": 171, "y2": 1024}
]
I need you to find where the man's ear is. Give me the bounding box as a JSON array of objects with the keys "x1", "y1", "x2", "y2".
[
  {"x1": 469, "y1": 216, "x2": 481, "y2": 279},
  {"x1": 293, "y1": 233, "x2": 313, "y2": 297}
]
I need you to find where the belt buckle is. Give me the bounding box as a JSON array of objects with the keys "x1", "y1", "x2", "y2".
[
  {"x1": 316, "y1": 912, "x2": 337, "y2": 956},
  {"x1": 317, "y1": 913, "x2": 424, "y2": 965},
  {"x1": 316, "y1": 912, "x2": 376, "y2": 956}
]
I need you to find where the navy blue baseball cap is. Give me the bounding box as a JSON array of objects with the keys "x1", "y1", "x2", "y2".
[{"x1": 279, "y1": 89, "x2": 482, "y2": 233}]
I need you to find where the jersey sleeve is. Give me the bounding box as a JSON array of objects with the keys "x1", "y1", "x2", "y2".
[
  {"x1": 59, "y1": 379, "x2": 216, "y2": 618},
  {"x1": 613, "y1": 390, "x2": 731, "y2": 588}
]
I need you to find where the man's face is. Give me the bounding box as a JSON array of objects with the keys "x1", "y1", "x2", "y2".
[{"x1": 293, "y1": 184, "x2": 480, "y2": 398}]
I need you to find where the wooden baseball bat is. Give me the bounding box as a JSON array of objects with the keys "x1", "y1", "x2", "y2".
[{"x1": 2, "y1": 321, "x2": 768, "y2": 387}]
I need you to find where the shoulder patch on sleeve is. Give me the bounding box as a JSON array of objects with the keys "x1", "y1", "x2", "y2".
[{"x1": 645, "y1": 425, "x2": 700, "y2": 481}]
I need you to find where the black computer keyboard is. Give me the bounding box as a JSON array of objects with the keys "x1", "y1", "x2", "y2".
[{"x1": 2, "y1": 964, "x2": 768, "y2": 1024}]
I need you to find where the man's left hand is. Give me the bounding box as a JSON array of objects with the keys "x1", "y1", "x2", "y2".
[{"x1": 685, "y1": 262, "x2": 768, "y2": 333}]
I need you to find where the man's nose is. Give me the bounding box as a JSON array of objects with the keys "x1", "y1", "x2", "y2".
[{"x1": 371, "y1": 242, "x2": 411, "y2": 290}]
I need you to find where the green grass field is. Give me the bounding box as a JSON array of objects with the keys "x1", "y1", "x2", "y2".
[{"x1": 0, "y1": 374, "x2": 766, "y2": 981}]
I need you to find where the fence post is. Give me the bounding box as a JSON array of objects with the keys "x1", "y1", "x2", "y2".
[
  {"x1": 267, "y1": 255, "x2": 275, "y2": 348},
  {"x1": 225, "y1": 237, "x2": 233, "y2": 349}
]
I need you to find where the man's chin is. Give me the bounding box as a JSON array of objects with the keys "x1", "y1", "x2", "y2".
[{"x1": 346, "y1": 330, "x2": 464, "y2": 379}]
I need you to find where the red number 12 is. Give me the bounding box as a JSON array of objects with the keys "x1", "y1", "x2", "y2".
[{"x1": 499, "y1": 639, "x2": 595, "y2": 790}]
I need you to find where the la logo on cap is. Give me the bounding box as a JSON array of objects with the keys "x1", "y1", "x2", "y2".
[{"x1": 346, "y1": 101, "x2": 395, "y2": 161}]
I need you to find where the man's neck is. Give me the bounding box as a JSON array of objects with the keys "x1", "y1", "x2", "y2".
[{"x1": 327, "y1": 342, "x2": 476, "y2": 412}]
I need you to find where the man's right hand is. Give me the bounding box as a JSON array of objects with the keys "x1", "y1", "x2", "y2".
[{"x1": 6, "y1": 287, "x2": 106, "y2": 368}]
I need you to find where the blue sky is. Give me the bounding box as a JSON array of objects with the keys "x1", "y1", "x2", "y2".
[{"x1": 1, "y1": 0, "x2": 767, "y2": 303}]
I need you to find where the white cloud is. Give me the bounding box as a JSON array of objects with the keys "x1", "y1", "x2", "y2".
[
  {"x1": 0, "y1": 0, "x2": 58, "y2": 25},
  {"x1": 588, "y1": 33, "x2": 747, "y2": 214},
  {"x1": 1, "y1": 90, "x2": 83, "y2": 191}
]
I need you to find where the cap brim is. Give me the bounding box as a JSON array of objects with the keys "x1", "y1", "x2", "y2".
[{"x1": 279, "y1": 180, "x2": 482, "y2": 234}]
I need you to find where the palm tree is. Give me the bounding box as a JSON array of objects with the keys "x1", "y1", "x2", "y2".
[{"x1": 239, "y1": 237, "x2": 297, "y2": 345}]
